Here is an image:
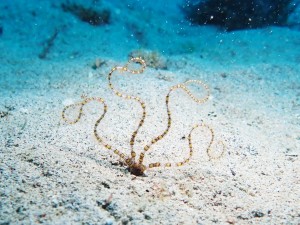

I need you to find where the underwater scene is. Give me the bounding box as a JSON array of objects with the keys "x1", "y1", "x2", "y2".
[{"x1": 0, "y1": 0, "x2": 299, "y2": 224}]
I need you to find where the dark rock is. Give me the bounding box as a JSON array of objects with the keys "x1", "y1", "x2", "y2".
[
  {"x1": 144, "y1": 214, "x2": 151, "y2": 220},
  {"x1": 16, "y1": 206, "x2": 26, "y2": 214},
  {"x1": 252, "y1": 210, "x2": 265, "y2": 217},
  {"x1": 101, "y1": 181, "x2": 110, "y2": 189},
  {"x1": 61, "y1": 3, "x2": 110, "y2": 26},
  {"x1": 0, "y1": 26, "x2": 3, "y2": 35},
  {"x1": 0, "y1": 111, "x2": 9, "y2": 118},
  {"x1": 182, "y1": 0, "x2": 297, "y2": 31}
]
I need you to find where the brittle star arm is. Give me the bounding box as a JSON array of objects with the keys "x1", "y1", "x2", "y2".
[
  {"x1": 138, "y1": 80, "x2": 224, "y2": 169},
  {"x1": 108, "y1": 57, "x2": 147, "y2": 162},
  {"x1": 62, "y1": 97, "x2": 132, "y2": 165}
]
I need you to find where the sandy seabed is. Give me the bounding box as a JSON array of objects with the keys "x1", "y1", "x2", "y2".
[{"x1": 1, "y1": 1, "x2": 300, "y2": 224}]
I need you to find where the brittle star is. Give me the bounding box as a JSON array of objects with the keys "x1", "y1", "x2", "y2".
[{"x1": 62, "y1": 57, "x2": 225, "y2": 176}]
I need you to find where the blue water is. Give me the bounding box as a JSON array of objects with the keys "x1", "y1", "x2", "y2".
[
  {"x1": 1, "y1": 0, "x2": 299, "y2": 60},
  {"x1": 0, "y1": 0, "x2": 299, "y2": 93}
]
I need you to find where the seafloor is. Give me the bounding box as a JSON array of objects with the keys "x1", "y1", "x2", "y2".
[{"x1": 0, "y1": 0, "x2": 299, "y2": 224}]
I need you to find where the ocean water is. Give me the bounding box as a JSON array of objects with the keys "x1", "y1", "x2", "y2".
[
  {"x1": 1, "y1": 0, "x2": 300, "y2": 83},
  {"x1": 1, "y1": 0, "x2": 300, "y2": 224}
]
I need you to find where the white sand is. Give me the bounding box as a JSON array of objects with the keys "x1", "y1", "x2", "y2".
[{"x1": 0, "y1": 0, "x2": 300, "y2": 224}]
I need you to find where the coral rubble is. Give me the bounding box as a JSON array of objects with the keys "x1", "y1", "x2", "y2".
[{"x1": 129, "y1": 50, "x2": 167, "y2": 70}]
